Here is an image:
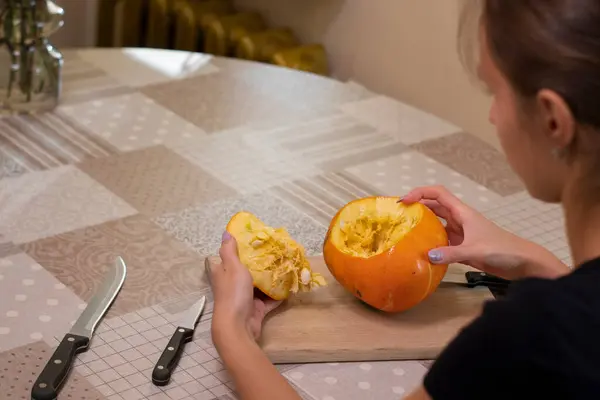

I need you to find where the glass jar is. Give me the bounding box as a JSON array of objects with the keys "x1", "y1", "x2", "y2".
[{"x1": 0, "y1": 0, "x2": 64, "y2": 114}]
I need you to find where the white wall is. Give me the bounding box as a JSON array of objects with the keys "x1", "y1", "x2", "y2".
[
  {"x1": 233, "y1": 0, "x2": 497, "y2": 148},
  {"x1": 50, "y1": 0, "x2": 98, "y2": 48}
]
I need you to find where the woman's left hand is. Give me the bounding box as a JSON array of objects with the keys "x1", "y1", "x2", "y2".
[{"x1": 207, "y1": 232, "x2": 282, "y2": 342}]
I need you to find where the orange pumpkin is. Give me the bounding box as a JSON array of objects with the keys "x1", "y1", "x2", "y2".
[
  {"x1": 226, "y1": 211, "x2": 326, "y2": 300},
  {"x1": 323, "y1": 196, "x2": 449, "y2": 313}
]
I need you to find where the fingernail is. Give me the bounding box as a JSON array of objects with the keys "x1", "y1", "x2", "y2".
[
  {"x1": 428, "y1": 250, "x2": 443, "y2": 263},
  {"x1": 396, "y1": 196, "x2": 404, "y2": 203},
  {"x1": 222, "y1": 231, "x2": 232, "y2": 242}
]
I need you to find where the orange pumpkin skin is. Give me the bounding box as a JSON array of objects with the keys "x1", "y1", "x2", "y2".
[{"x1": 323, "y1": 196, "x2": 449, "y2": 313}]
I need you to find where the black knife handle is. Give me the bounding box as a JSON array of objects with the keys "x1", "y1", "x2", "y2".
[
  {"x1": 465, "y1": 271, "x2": 511, "y2": 288},
  {"x1": 31, "y1": 334, "x2": 90, "y2": 400},
  {"x1": 152, "y1": 326, "x2": 194, "y2": 386}
]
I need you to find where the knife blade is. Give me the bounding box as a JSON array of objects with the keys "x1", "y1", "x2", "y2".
[
  {"x1": 31, "y1": 256, "x2": 127, "y2": 400},
  {"x1": 152, "y1": 296, "x2": 206, "y2": 386}
]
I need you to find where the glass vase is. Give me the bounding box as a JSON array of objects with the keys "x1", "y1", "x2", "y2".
[{"x1": 0, "y1": 0, "x2": 64, "y2": 114}]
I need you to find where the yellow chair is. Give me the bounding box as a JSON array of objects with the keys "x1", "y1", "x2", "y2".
[
  {"x1": 235, "y1": 27, "x2": 299, "y2": 62},
  {"x1": 204, "y1": 12, "x2": 267, "y2": 56},
  {"x1": 272, "y1": 44, "x2": 329, "y2": 76}
]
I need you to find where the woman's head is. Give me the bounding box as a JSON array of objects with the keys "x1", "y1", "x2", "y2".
[{"x1": 460, "y1": 0, "x2": 600, "y2": 203}]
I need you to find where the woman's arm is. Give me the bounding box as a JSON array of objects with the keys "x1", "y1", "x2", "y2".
[
  {"x1": 405, "y1": 386, "x2": 433, "y2": 400},
  {"x1": 208, "y1": 234, "x2": 301, "y2": 400},
  {"x1": 215, "y1": 319, "x2": 431, "y2": 400},
  {"x1": 511, "y1": 238, "x2": 570, "y2": 279},
  {"x1": 212, "y1": 322, "x2": 301, "y2": 400}
]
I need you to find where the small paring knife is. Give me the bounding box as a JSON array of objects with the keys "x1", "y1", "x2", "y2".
[
  {"x1": 152, "y1": 296, "x2": 207, "y2": 386},
  {"x1": 31, "y1": 256, "x2": 127, "y2": 400}
]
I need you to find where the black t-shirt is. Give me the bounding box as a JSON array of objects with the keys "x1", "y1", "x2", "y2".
[{"x1": 424, "y1": 257, "x2": 600, "y2": 399}]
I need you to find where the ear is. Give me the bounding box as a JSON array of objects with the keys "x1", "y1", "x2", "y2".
[{"x1": 536, "y1": 89, "x2": 577, "y2": 148}]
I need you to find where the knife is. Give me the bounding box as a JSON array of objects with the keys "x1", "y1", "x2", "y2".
[
  {"x1": 464, "y1": 271, "x2": 511, "y2": 289},
  {"x1": 152, "y1": 295, "x2": 206, "y2": 386},
  {"x1": 443, "y1": 271, "x2": 511, "y2": 289},
  {"x1": 31, "y1": 256, "x2": 127, "y2": 400}
]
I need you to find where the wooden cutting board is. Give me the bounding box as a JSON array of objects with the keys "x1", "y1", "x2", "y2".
[{"x1": 206, "y1": 256, "x2": 493, "y2": 364}]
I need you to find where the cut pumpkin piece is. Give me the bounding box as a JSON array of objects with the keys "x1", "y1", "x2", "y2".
[
  {"x1": 226, "y1": 211, "x2": 327, "y2": 300},
  {"x1": 323, "y1": 196, "x2": 449, "y2": 313}
]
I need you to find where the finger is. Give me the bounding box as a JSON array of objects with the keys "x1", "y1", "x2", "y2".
[
  {"x1": 420, "y1": 200, "x2": 452, "y2": 221},
  {"x1": 219, "y1": 231, "x2": 242, "y2": 269},
  {"x1": 427, "y1": 244, "x2": 478, "y2": 265},
  {"x1": 254, "y1": 289, "x2": 283, "y2": 312},
  {"x1": 204, "y1": 258, "x2": 213, "y2": 285},
  {"x1": 420, "y1": 201, "x2": 462, "y2": 232},
  {"x1": 419, "y1": 199, "x2": 442, "y2": 209},
  {"x1": 419, "y1": 198, "x2": 466, "y2": 231},
  {"x1": 401, "y1": 186, "x2": 466, "y2": 216},
  {"x1": 263, "y1": 299, "x2": 283, "y2": 314},
  {"x1": 205, "y1": 257, "x2": 224, "y2": 286}
]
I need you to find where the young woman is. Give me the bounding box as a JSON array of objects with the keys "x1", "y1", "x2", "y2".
[{"x1": 207, "y1": 0, "x2": 600, "y2": 398}]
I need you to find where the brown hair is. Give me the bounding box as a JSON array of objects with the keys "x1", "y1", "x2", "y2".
[{"x1": 459, "y1": 0, "x2": 600, "y2": 130}]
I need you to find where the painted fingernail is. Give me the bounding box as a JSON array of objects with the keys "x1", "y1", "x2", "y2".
[
  {"x1": 222, "y1": 231, "x2": 232, "y2": 242},
  {"x1": 428, "y1": 250, "x2": 443, "y2": 263}
]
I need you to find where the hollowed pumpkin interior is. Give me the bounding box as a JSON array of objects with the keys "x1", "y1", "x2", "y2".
[{"x1": 329, "y1": 197, "x2": 423, "y2": 258}]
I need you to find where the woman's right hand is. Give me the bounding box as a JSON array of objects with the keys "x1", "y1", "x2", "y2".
[{"x1": 401, "y1": 186, "x2": 569, "y2": 280}]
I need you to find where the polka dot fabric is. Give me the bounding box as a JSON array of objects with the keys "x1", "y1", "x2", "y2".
[
  {"x1": 346, "y1": 151, "x2": 502, "y2": 212},
  {"x1": 58, "y1": 93, "x2": 208, "y2": 153},
  {"x1": 0, "y1": 254, "x2": 83, "y2": 352},
  {"x1": 283, "y1": 361, "x2": 427, "y2": 400},
  {"x1": 1, "y1": 341, "x2": 104, "y2": 399}
]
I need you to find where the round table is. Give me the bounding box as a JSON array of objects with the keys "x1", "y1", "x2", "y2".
[{"x1": 0, "y1": 48, "x2": 568, "y2": 400}]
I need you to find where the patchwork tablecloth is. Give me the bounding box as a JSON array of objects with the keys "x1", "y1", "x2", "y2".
[{"x1": 0, "y1": 48, "x2": 570, "y2": 400}]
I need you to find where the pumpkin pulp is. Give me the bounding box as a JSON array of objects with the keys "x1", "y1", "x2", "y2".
[
  {"x1": 329, "y1": 197, "x2": 423, "y2": 258},
  {"x1": 226, "y1": 212, "x2": 326, "y2": 300}
]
